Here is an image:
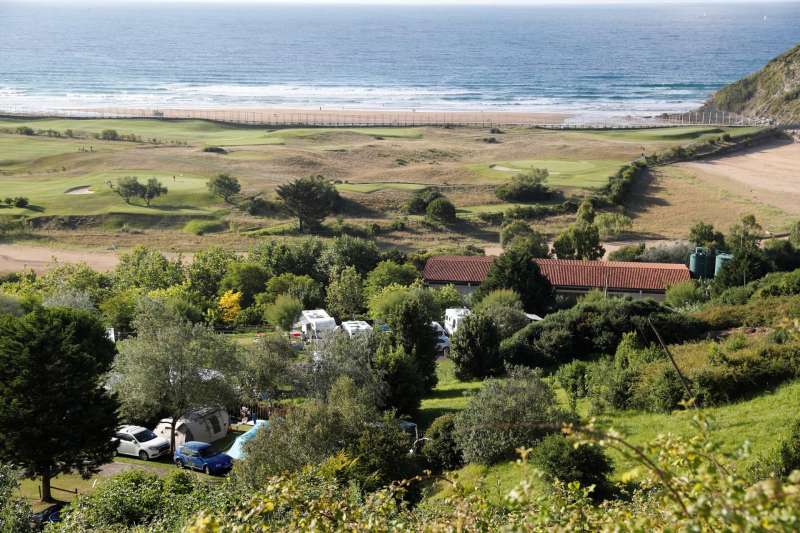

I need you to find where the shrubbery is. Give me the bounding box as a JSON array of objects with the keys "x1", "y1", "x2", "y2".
[
  {"x1": 503, "y1": 295, "x2": 706, "y2": 368},
  {"x1": 453, "y1": 367, "x2": 572, "y2": 464},
  {"x1": 495, "y1": 168, "x2": 553, "y2": 202},
  {"x1": 449, "y1": 314, "x2": 502, "y2": 380},
  {"x1": 422, "y1": 414, "x2": 463, "y2": 471},
  {"x1": 529, "y1": 434, "x2": 613, "y2": 500}
]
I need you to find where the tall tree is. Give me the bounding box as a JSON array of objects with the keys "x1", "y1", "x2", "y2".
[
  {"x1": 143, "y1": 178, "x2": 168, "y2": 207},
  {"x1": 325, "y1": 266, "x2": 365, "y2": 320},
  {"x1": 276, "y1": 175, "x2": 339, "y2": 233},
  {"x1": 113, "y1": 299, "x2": 241, "y2": 452},
  {"x1": 474, "y1": 248, "x2": 553, "y2": 315},
  {"x1": 207, "y1": 174, "x2": 241, "y2": 203},
  {"x1": 0, "y1": 308, "x2": 118, "y2": 502}
]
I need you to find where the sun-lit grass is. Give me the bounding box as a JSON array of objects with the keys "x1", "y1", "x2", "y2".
[
  {"x1": 0, "y1": 170, "x2": 217, "y2": 217},
  {"x1": 419, "y1": 358, "x2": 485, "y2": 429},
  {"x1": 0, "y1": 118, "x2": 287, "y2": 146},
  {"x1": 266, "y1": 127, "x2": 423, "y2": 139},
  {"x1": 469, "y1": 158, "x2": 622, "y2": 189},
  {"x1": 335, "y1": 182, "x2": 427, "y2": 193}
]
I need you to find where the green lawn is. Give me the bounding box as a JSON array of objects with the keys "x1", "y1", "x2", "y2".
[
  {"x1": 419, "y1": 359, "x2": 485, "y2": 429},
  {"x1": 0, "y1": 118, "x2": 288, "y2": 146},
  {"x1": 0, "y1": 135, "x2": 127, "y2": 169},
  {"x1": 265, "y1": 127, "x2": 423, "y2": 140},
  {"x1": 0, "y1": 119, "x2": 423, "y2": 146},
  {"x1": 336, "y1": 182, "x2": 428, "y2": 193},
  {"x1": 468, "y1": 158, "x2": 623, "y2": 189},
  {"x1": 0, "y1": 170, "x2": 218, "y2": 217}
]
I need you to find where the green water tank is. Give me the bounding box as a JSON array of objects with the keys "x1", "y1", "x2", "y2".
[
  {"x1": 689, "y1": 248, "x2": 708, "y2": 278},
  {"x1": 715, "y1": 253, "x2": 734, "y2": 276}
]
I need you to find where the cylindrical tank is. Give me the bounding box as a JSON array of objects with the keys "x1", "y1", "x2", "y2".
[
  {"x1": 689, "y1": 248, "x2": 707, "y2": 278},
  {"x1": 715, "y1": 253, "x2": 734, "y2": 276}
]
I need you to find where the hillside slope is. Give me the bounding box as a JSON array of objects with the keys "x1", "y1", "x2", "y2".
[{"x1": 704, "y1": 43, "x2": 800, "y2": 123}]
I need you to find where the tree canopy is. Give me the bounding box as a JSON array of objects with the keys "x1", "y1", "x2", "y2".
[
  {"x1": 0, "y1": 307, "x2": 118, "y2": 502},
  {"x1": 276, "y1": 175, "x2": 340, "y2": 233}
]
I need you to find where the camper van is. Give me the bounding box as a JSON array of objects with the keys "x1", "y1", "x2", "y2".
[
  {"x1": 154, "y1": 407, "x2": 230, "y2": 448},
  {"x1": 341, "y1": 320, "x2": 373, "y2": 337},
  {"x1": 444, "y1": 308, "x2": 471, "y2": 336},
  {"x1": 295, "y1": 309, "x2": 337, "y2": 340}
]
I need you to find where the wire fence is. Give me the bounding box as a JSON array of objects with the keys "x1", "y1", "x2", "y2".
[{"x1": 0, "y1": 106, "x2": 781, "y2": 129}]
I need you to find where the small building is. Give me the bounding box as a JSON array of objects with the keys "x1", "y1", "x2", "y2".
[
  {"x1": 154, "y1": 407, "x2": 230, "y2": 447},
  {"x1": 341, "y1": 320, "x2": 373, "y2": 337},
  {"x1": 423, "y1": 256, "x2": 690, "y2": 301},
  {"x1": 295, "y1": 309, "x2": 337, "y2": 340}
]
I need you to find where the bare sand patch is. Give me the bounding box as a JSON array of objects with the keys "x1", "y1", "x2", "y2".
[
  {"x1": 0, "y1": 244, "x2": 119, "y2": 273},
  {"x1": 677, "y1": 141, "x2": 800, "y2": 218},
  {"x1": 65, "y1": 185, "x2": 94, "y2": 195}
]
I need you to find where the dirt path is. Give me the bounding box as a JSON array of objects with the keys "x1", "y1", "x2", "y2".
[{"x1": 0, "y1": 243, "x2": 120, "y2": 273}]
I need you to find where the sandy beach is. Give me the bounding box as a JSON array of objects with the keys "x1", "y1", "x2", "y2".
[{"x1": 82, "y1": 107, "x2": 572, "y2": 126}]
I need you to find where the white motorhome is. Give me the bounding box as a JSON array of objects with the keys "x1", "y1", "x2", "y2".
[
  {"x1": 444, "y1": 308, "x2": 471, "y2": 336},
  {"x1": 341, "y1": 320, "x2": 373, "y2": 337},
  {"x1": 153, "y1": 407, "x2": 230, "y2": 447},
  {"x1": 295, "y1": 309, "x2": 337, "y2": 340}
]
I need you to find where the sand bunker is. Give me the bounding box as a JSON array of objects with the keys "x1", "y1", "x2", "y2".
[
  {"x1": 65, "y1": 185, "x2": 94, "y2": 195},
  {"x1": 492, "y1": 165, "x2": 518, "y2": 172}
]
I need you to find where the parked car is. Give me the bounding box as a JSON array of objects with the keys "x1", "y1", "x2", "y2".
[
  {"x1": 434, "y1": 334, "x2": 451, "y2": 356},
  {"x1": 32, "y1": 503, "x2": 64, "y2": 529},
  {"x1": 113, "y1": 425, "x2": 170, "y2": 461},
  {"x1": 174, "y1": 441, "x2": 233, "y2": 475}
]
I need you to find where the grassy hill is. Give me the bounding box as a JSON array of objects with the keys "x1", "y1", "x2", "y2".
[{"x1": 704, "y1": 43, "x2": 800, "y2": 122}]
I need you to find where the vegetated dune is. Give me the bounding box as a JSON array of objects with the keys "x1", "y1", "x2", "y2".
[{"x1": 703, "y1": 43, "x2": 800, "y2": 122}]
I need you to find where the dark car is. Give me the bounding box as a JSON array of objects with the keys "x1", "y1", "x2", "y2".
[
  {"x1": 173, "y1": 441, "x2": 233, "y2": 475},
  {"x1": 32, "y1": 503, "x2": 64, "y2": 529}
]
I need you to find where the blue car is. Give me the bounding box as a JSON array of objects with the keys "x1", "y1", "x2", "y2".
[{"x1": 174, "y1": 441, "x2": 233, "y2": 475}]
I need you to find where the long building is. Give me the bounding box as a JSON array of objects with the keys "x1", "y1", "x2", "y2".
[{"x1": 422, "y1": 255, "x2": 691, "y2": 300}]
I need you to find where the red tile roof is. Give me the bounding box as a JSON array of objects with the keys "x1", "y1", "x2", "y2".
[
  {"x1": 422, "y1": 255, "x2": 494, "y2": 284},
  {"x1": 422, "y1": 255, "x2": 690, "y2": 293}
]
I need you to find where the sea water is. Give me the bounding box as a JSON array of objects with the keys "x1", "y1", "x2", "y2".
[{"x1": 1, "y1": 1, "x2": 799, "y2": 114}]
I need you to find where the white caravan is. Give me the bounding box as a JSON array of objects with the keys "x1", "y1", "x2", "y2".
[
  {"x1": 341, "y1": 320, "x2": 373, "y2": 337},
  {"x1": 444, "y1": 308, "x2": 471, "y2": 336},
  {"x1": 295, "y1": 309, "x2": 337, "y2": 340}
]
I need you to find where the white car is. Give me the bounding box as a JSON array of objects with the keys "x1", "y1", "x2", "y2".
[{"x1": 114, "y1": 425, "x2": 170, "y2": 461}]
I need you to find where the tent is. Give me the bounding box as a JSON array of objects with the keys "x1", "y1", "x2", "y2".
[
  {"x1": 226, "y1": 419, "x2": 269, "y2": 460},
  {"x1": 154, "y1": 407, "x2": 230, "y2": 447}
]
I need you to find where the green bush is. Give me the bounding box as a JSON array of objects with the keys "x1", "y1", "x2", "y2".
[
  {"x1": 495, "y1": 169, "x2": 553, "y2": 202},
  {"x1": 183, "y1": 219, "x2": 227, "y2": 235},
  {"x1": 453, "y1": 367, "x2": 572, "y2": 465},
  {"x1": 426, "y1": 197, "x2": 457, "y2": 223},
  {"x1": 422, "y1": 414, "x2": 463, "y2": 471},
  {"x1": 507, "y1": 297, "x2": 705, "y2": 368},
  {"x1": 529, "y1": 434, "x2": 613, "y2": 500},
  {"x1": 665, "y1": 280, "x2": 707, "y2": 308},
  {"x1": 404, "y1": 188, "x2": 443, "y2": 215},
  {"x1": 556, "y1": 360, "x2": 590, "y2": 410},
  {"x1": 264, "y1": 294, "x2": 302, "y2": 331},
  {"x1": 449, "y1": 314, "x2": 502, "y2": 380}
]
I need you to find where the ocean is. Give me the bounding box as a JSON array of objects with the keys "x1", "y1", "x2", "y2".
[{"x1": 1, "y1": 1, "x2": 799, "y2": 115}]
